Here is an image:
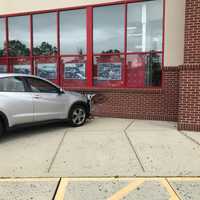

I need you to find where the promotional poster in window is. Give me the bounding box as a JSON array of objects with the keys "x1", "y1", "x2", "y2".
[
  {"x1": 13, "y1": 64, "x2": 31, "y2": 74},
  {"x1": 0, "y1": 65, "x2": 7, "y2": 73},
  {"x1": 64, "y1": 63, "x2": 86, "y2": 80},
  {"x1": 37, "y1": 63, "x2": 57, "y2": 80},
  {"x1": 97, "y1": 63, "x2": 122, "y2": 81}
]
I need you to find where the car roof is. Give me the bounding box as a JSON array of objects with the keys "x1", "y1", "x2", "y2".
[{"x1": 0, "y1": 73, "x2": 36, "y2": 78}]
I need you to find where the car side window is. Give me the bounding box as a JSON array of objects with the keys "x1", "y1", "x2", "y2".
[
  {"x1": 0, "y1": 77, "x2": 26, "y2": 92},
  {"x1": 26, "y1": 77, "x2": 59, "y2": 93}
]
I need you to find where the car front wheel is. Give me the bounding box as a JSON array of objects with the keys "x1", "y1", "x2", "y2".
[{"x1": 69, "y1": 105, "x2": 87, "y2": 127}]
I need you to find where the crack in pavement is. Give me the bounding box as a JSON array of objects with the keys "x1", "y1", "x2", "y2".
[
  {"x1": 47, "y1": 129, "x2": 68, "y2": 173},
  {"x1": 180, "y1": 131, "x2": 200, "y2": 147},
  {"x1": 123, "y1": 120, "x2": 145, "y2": 172}
]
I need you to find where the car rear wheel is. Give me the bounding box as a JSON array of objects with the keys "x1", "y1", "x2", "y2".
[
  {"x1": 0, "y1": 120, "x2": 4, "y2": 137},
  {"x1": 69, "y1": 105, "x2": 87, "y2": 127}
]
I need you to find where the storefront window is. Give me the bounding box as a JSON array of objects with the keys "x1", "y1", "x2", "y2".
[
  {"x1": 0, "y1": 18, "x2": 6, "y2": 57},
  {"x1": 0, "y1": 0, "x2": 163, "y2": 88},
  {"x1": 33, "y1": 13, "x2": 57, "y2": 56},
  {"x1": 8, "y1": 16, "x2": 30, "y2": 57},
  {"x1": 60, "y1": 9, "x2": 86, "y2": 54},
  {"x1": 127, "y1": 0, "x2": 163, "y2": 52},
  {"x1": 93, "y1": 5, "x2": 125, "y2": 54}
]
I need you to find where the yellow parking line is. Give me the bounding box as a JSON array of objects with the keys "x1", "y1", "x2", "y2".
[
  {"x1": 54, "y1": 178, "x2": 69, "y2": 200},
  {"x1": 106, "y1": 179, "x2": 145, "y2": 200},
  {"x1": 160, "y1": 178, "x2": 181, "y2": 200}
]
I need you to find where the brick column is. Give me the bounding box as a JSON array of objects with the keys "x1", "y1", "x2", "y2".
[{"x1": 178, "y1": 0, "x2": 200, "y2": 131}]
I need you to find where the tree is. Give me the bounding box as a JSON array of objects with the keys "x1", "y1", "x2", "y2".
[
  {"x1": 33, "y1": 42, "x2": 57, "y2": 56},
  {"x1": 0, "y1": 49, "x2": 4, "y2": 57},
  {"x1": 8, "y1": 40, "x2": 30, "y2": 56}
]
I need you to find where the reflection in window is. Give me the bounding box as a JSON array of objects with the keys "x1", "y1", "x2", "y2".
[
  {"x1": 60, "y1": 9, "x2": 86, "y2": 54},
  {"x1": 126, "y1": 52, "x2": 162, "y2": 87},
  {"x1": 0, "y1": 77, "x2": 25, "y2": 92},
  {"x1": 127, "y1": 0, "x2": 163, "y2": 52},
  {"x1": 0, "y1": 18, "x2": 6, "y2": 57},
  {"x1": 93, "y1": 5, "x2": 125, "y2": 54},
  {"x1": 27, "y1": 78, "x2": 58, "y2": 93},
  {"x1": 8, "y1": 16, "x2": 30, "y2": 56},
  {"x1": 33, "y1": 13, "x2": 57, "y2": 56}
]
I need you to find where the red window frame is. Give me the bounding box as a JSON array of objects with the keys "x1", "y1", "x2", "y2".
[{"x1": 0, "y1": 0, "x2": 165, "y2": 89}]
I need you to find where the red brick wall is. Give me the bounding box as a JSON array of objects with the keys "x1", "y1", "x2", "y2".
[
  {"x1": 177, "y1": 0, "x2": 200, "y2": 131},
  {"x1": 68, "y1": 67, "x2": 179, "y2": 122},
  {"x1": 178, "y1": 65, "x2": 200, "y2": 131},
  {"x1": 184, "y1": 0, "x2": 200, "y2": 63}
]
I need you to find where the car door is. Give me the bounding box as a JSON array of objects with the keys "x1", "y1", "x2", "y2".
[
  {"x1": 25, "y1": 77, "x2": 66, "y2": 122},
  {"x1": 0, "y1": 76, "x2": 34, "y2": 126}
]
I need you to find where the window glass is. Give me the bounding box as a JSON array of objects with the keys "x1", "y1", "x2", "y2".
[
  {"x1": 33, "y1": 13, "x2": 57, "y2": 56},
  {"x1": 127, "y1": 0, "x2": 163, "y2": 52},
  {"x1": 126, "y1": 52, "x2": 162, "y2": 87},
  {"x1": 27, "y1": 77, "x2": 58, "y2": 93},
  {"x1": 8, "y1": 16, "x2": 30, "y2": 56},
  {"x1": 60, "y1": 9, "x2": 86, "y2": 54},
  {"x1": 0, "y1": 18, "x2": 6, "y2": 57},
  {"x1": 0, "y1": 77, "x2": 25, "y2": 92},
  {"x1": 93, "y1": 5, "x2": 125, "y2": 54}
]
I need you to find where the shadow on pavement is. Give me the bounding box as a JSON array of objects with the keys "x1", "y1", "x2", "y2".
[{"x1": 0, "y1": 122, "x2": 69, "y2": 143}]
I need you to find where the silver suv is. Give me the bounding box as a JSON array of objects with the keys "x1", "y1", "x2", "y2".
[{"x1": 0, "y1": 74, "x2": 90, "y2": 137}]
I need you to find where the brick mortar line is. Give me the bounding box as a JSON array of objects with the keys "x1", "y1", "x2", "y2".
[
  {"x1": 124, "y1": 120, "x2": 145, "y2": 172},
  {"x1": 47, "y1": 130, "x2": 68, "y2": 173}
]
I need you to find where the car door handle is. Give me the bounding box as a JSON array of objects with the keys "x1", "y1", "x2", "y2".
[{"x1": 33, "y1": 95, "x2": 41, "y2": 99}]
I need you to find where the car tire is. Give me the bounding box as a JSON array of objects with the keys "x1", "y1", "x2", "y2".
[
  {"x1": 69, "y1": 105, "x2": 87, "y2": 127},
  {"x1": 0, "y1": 120, "x2": 4, "y2": 138}
]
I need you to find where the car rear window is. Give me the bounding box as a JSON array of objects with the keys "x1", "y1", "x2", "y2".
[{"x1": 0, "y1": 77, "x2": 25, "y2": 92}]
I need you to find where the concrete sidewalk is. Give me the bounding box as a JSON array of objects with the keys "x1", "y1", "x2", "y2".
[
  {"x1": 0, "y1": 117, "x2": 200, "y2": 177},
  {"x1": 1, "y1": 177, "x2": 200, "y2": 200}
]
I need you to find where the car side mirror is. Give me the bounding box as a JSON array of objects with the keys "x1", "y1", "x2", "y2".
[{"x1": 58, "y1": 88, "x2": 65, "y2": 95}]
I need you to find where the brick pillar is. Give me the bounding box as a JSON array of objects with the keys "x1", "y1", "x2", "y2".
[{"x1": 178, "y1": 0, "x2": 200, "y2": 131}]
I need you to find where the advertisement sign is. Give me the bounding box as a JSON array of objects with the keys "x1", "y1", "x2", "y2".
[
  {"x1": 37, "y1": 63, "x2": 57, "y2": 80},
  {"x1": 97, "y1": 63, "x2": 121, "y2": 81},
  {"x1": 64, "y1": 63, "x2": 86, "y2": 80},
  {"x1": 0, "y1": 65, "x2": 7, "y2": 73},
  {"x1": 13, "y1": 64, "x2": 31, "y2": 74}
]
